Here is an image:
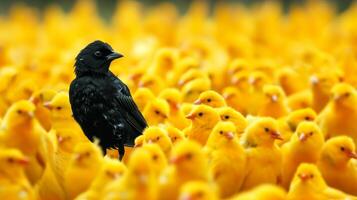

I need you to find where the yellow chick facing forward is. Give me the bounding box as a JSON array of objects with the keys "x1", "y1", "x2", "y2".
[
  {"x1": 165, "y1": 124, "x2": 186, "y2": 144},
  {"x1": 0, "y1": 100, "x2": 49, "y2": 185},
  {"x1": 194, "y1": 90, "x2": 227, "y2": 108},
  {"x1": 143, "y1": 98, "x2": 169, "y2": 126},
  {"x1": 143, "y1": 126, "x2": 172, "y2": 156},
  {"x1": 159, "y1": 140, "x2": 209, "y2": 200},
  {"x1": 178, "y1": 181, "x2": 219, "y2": 200},
  {"x1": 240, "y1": 117, "x2": 283, "y2": 191},
  {"x1": 0, "y1": 148, "x2": 36, "y2": 200},
  {"x1": 184, "y1": 105, "x2": 220, "y2": 145},
  {"x1": 181, "y1": 78, "x2": 211, "y2": 103},
  {"x1": 133, "y1": 87, "x2": 156, "y2": 112},
  {"x1": 138, "y1": 74, "x2": 165, "y2": 95},
  {"x1": 230, "y1": 184, "x2": 287, "y2": 200},
  {"x1": 222, "y1": 86, "x2": 248, "y2": 116},
  {"x1": 317, "y1": 136, "x2": 357, "y2": 195},
  {"x1": 205, "y1": 121, "x2": 246, "y2": 198},
  {"x1": 258, "y1": 84, "x2": 289, "y2": 118},
  {"x1": 317, "y1": 83, "x2": 357, "y2": 143},
  {"x1": 217, "y1": 107, "x2": 247, "y2": 136},
  {"x1": 64, "y1": 142, "x2": 103, "y2": 199},
  {"x1": 281, "y1": 121, "x2": 324, "y2": 189},
  {"x1": 141, "y1": 143, "x2": 168, "y2": 176},
  {"x1": 288, "y1": 163, "x2": 355, "y2": 200}
]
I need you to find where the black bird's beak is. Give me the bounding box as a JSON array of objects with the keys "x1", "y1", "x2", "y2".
[{"x1": 106, "y1": 52, "x2": 123, "y2": 61}]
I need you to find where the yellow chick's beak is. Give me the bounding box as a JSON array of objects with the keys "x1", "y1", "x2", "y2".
[
  {"x1": 186, "y1": 113, "x2": 196, "y2": 120},
  {"x1": 147, "y1": 139, "x2": 154, "y2": 144},
  {"x1": 248, "y1": 77, "x2": 256, "y2": 85},
  {"x1": 223, "y1": 93, "x2": 234, "y2": 100},
  {"x1": 270, "y1": 131, "x2": 283, "y2": 140},
  {"x1": 346, "y1": 150, "x2": 357, "y2": 159},
  {"x1": 193, "y1": 99, "x2": 202, "y2": 105},
  {"x1": 179, "y1": 194, "x2": 193, "y2": 200},
  {"x1": 271, "y1": 95, "x2": 278, "y2": 102},
  {"x1": 310, "y1": 75, "x2": 319, "y2": 85},
  {"x1": 224, "y1": 131, "x2": 235, "y2": 140},
  {"x1": 57, "y1": 136, "x2": 64, "y2": 144},
  {"x1": 75, "y1": 153, "x2": 85, "y2": 162},
  {"x1": 43, "y1": 102, "x2": 53, "y2": 110},
  {"x1": 27, "y1": 111, "x2": 34, "y2": 118},
  {"x1": 299, "y1": 133, "x2": 308, "y2": 142},
  {"x1": 178, "y1": 80, "x2": 187, "y2": 87},
  {"x1": 169, "y1": 102, "x2": 180, "y2": 111},
  {"x1": 170, "y1": 155, "x2": 185, "y2": 164},
  {"x1": 17, "y1": 157, "x2": 30, "y2": 166},
  {"x1": 298, "y1": 173, "x2": 310, "y2": 181}
]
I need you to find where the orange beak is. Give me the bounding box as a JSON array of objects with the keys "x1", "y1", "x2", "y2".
[
  {"x1": 193, "y1": 99, "x2": 202, "y2": 105},
  {"x1": 223, "y1": 93, "x2": 234, "y2": 100},
  {"x1": 346, "y1": 150, "x2": 357, "y2": 159},
  {"x1": 17, "y1": 157, "x2": 30, "y2": 165},
  {"x1": 224, "y1": 132, "x2": 235, "y2": 140},
  {"x1": 43, "y1": 102, "x2": 53, "y2": 110},
  {"x1": 178, "y1": 80, "x2": 187, "y2": 87},
  {"x1": 310, "y1": 76, "x2": 319, "y2": 85},
  {"x1": 185, "y1": 113, "x2": 196, "y2": 120},
  {"x1": 298, "y1": 173, "x2": 310, "y2": 181},
  {"x1": 170, "y1": 155, "x2": 185, "y2": 164},
  {"x1": 270, "y1": 131, "x2": 283, "y2": 140},
  {"x1": 231, "y1": 77, "x2": 240, "y2": 85},
  {"x1": 75, "y1": 153, "x2": 85, "y2": 162},
  {"x1": 57, "y1": 136, "x2": 64, "y2": 144},
  {"x1": 299, "y1": 133, "x2": 308, "y2": 142},
  {"x1": 169, "y1": 102, "x2": 180, "y2": 111}
]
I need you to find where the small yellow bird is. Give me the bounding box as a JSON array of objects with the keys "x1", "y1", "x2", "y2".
[
  {"x1": 159, "y1": 88, "x2": 190, "y2": 129},
  {"x1": 143, "y1": 126, "x2": 172, "y2": 156},
  {"x1": 181, "y1": 78, "x2": 211, "y2": 103},
  {"x1": 240, "y1": 117, "x2": 283, "y2": 191},
  {"x1": 184, "y1": 105, "x2": 220, "y2": 145},
  {"x1": 286, "y1": 90, "x2": 312, "y2": 111},
  {"x1": 178, "y1": 181, "x2": 219, "y2": 200},
  {"x1": 317, "y1": 83, "x2": 357, "y2": 143},
  {"x1": 286, "y1": 108, "x2": 317, "y2": 132},
  {"x1": 0, "y1": 100, "x2": 49, "y2": 185},
  {"x1": 222, "y1": 86, "x2": 248, "y2": 115},
  {"x1": 288, "y1": 163, "x2": 355, "y2": 200},
  {"x1": 258, "y1": 84, "x2": 289, "y2": 118},
  {"x1": 177, "y1": 68, "x2": 210, "y2": 88},
  {"x1": 64, "y1": 142, "x2": 103, "y2": 199},
  {"x1": 134, "y1": 135, "x2": 145, "y2": 148},
  {"x1": 205, "y1": 121, "x2": 246, "y2": 197},
  {"x1": 103, "y1": 148, "x2": 158, "y2": 200},
  {"x1": 230, "y1": 184, "x2": 287, "y2": 200},
  {"x1": 30, "y1": 89, "x2": 57, "y2": 131},
  {"x1": 138, "y1": 73, "x2": 165, "y2": 95},
  {"x1": 217, "y1": 106, "x2": 247, "y2": 136},
  {"x1": 159, "y1": 140, "x2": 209, "y2": 200},
  {"x1": 143, "y1": 98, "x2": 169, "y2": 126},
  {"x1": 317, "y1": 136, "x2": 357, "y2": 195},
  {"x1": 194, "y1": 90, "x2": 227, "y2": 108},
  {"x1": 0, "y1": 148, "x2": 37, "y2": 200},
  {"x1": 164, "y1": 124, "x2": 186, "y2": 144},
  {"x1": 281, "y1": 121, "x2": 324, "y2": 189},
  {"x1": 133, "y1": 87, "x2": 156, "y2": 112},
  {"x1": 141, "y1": 143, "x2": 168, "y2": 176}
]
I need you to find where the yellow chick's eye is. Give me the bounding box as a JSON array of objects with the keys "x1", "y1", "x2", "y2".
[
  {"x1": 264, "y1": 128, "x2": 270, "y2": 132},
  {"x1": 7, "y1": 158, "x2": 14, "y2": 163},
  {"x1": 198, "y1": 112, "x2": 203, "y2": 117},
  {"x1": 156, "y1": 136, "x2": 160, "y2": 141},
  {"x1": 152, "y1": 155, "x2": 159, "y2": 161},
  {"x1": 219, "y1": 131, "x2": 223, "y2": 135},
  {"x1": 186, "y1": 153, "x2": 192, "y2": 160},
  {"x1": 17, "y1": 110, "x2": 23, "y2": 114},
  {"x1": 155, "y1": 110, "x2": 160, "y2": 115},
  {"x1": 340, "y1": 146, "x2": 345, "y2": 152},
  {"x1": 56, "y1": 106, "x2": 62, "y2": 110},
  {"x1": 224, "y1": 115, "x2": 230, "y2": 119},
  {"x1": 305, "y1": 116, "x2": 311, "y2": 120},
  {"x1": 310, "y1": 174, "x2": 314, "y2": 178},
  {"x1": 207, "y1": 98, "x2": 211, "y2": 102},
  {"x1": 345, "y1": 93, "x2": 350, "y2": 97},
  {"x1": 309, "y1": 132, "x2": 313, "y2": 136}
]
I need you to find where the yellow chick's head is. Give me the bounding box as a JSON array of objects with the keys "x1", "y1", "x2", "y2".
[
  {"x1": 186, "y1": 105, "x2": 220, "y2": 129},
  {"x1": 165, "y1": 124, "x2": 185, "y2": 144},
  {"x1": 263, "y1": 84, "x2": 286, "y2": 104},
  {"x1": 330, "y1": 83, "x2": 357, "y2": 109},
  {"x1": 207, "y1": 121, "x2": 237, "y2": 148},
  {"x1": 141, "y1": 143, "x2": 168, "y2": 175},
  {"x1": 29, "y1": 89, "x2": 57, "y2": 105},
  {"x1": 233, "y1": 184, "x2": 287, "y2": 200},
  {"x1": 143, "y1": 126, "x2": 172, "y2": 154},
  {"x1": 292, "y1": 121, "x2": 324, "y2": 145},
  {"x1": 178, "y1": 69, "x2": 208, "y2": 87},
  {"x1": 159, "y1": 88, "x2": 182, "y2": 112},
  {"x1": 0, "y1": 148, "x2": 29, "y2": 177},
  {"x1": 134, "y1": 135, "x2": 145, "y2": 148},
  {"x1": 127, "y1": 148, "x2": 155, "y2": 186},
  {"x1": 320, "y1": 136, "x2": 357, "y2": 166},
  {"x1": 290, "y1": 163, "x2": 326, "y2": 192},
  {"x1": 310, "y1": 72, "x2": 341, "y2": 94},
  {"x1": 243, "y1": 117, "x2": 282, "y2": 147},
  {"x1": 56, "y1": 129, "x2": 82, "y2": 153},
  {"x1": 143, "y1": 98, "x2": 169, "y2": 126},
  {"x1": 138, "y1": 74, "x2": 164, "y2": 94},
  {"x1": 71, "y1": 142, "x2": 103, "y2": 167},
  {"x1": 170, "y1": 140, "x2": 207, "y2": 175},
  {"x1": 178, "y1": 181, "x2": 218, "y2": 200},
  {"x1": 227, "y1": 58, "x2": 249, "y2": 76},
  {"x1": 133, "y1": 87, "x2": 155, "y2": 111},
  {"x1": 231, "y1": 71, "x2": 250, "y2": 90},
  {"x1": 194, "y1": 90, "x2": 226, "y2": 108},
  {"x1": 249, "y1": 71, "x2": 269, "y2": 90},
  {"x1": 44, "y1": 91, "x2": 71, "y2": 120},
  {"x1": 2, "y1": 100, "x2": 35, "y2": 129},
  {"x1": 97, "y1": 157, "x2": 127, "y2": 184},
  {"x1": 286, "y1": 108, "x2": 316, "y2": 131},
  {"x1": 181, "y1": 78, "x2": 211, "y2": 103},
  {"x1": 217, "y1": 107, "x2": 247, "y2": 134}
]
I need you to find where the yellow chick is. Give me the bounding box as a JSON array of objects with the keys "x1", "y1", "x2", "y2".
[
  {"x1": 258, "y1": 84, "x2": 289, "y2": 118},
  {"x1": 143, "y1": 126, "x2": 172, "y2": 156},
  {"x1": 168, "y1": 57, "x2": 200, "y2": 87},
  {"x1": 205, "y1": 121, "x2": 246, "y2": 197},
  {"x1": 159, "y1": 88, "x2": 190, "y2": 129},
  {"x1": 217, "y1": 106, "x2": 247, "y2": 136},
  {"x1": 317, "y1": 136, "x2": 357, "y2": 195},
  {"x1": 103, "y1": 148, "x2": 158, "y2": 200},
  {"x1": 0, "y1": 100, "x2": 49, "y2": 185},
  {"x1": 281, "y1": 121, "x2": 324, "y2": 189},
  {"x1": 0, "y1": 148, "x2": 36, "y2": 200},
  {"x1": 159, "y1": 140, "x2": 209, "y2": 200},
  {"x1": 177, "y1": 68, "x2": 210, "y2": 88},
  {"x1": 288, "y1": 163, "x2": 354, "y2": 200},
  {"x1": 149, "y1": 48, "x2": 179, "y2": 78},
  {"x1": 277, "y1": 67, "x2": 306, "y2": 95},
  {"x1": 178, "y1": 181, "x2": 219, "y2": 200},
  {"x1": 143, "y1": 98, "x2": 169, "y2": 126},
  {"x1": 317, "y1": 83, "x2": 357, "y2": 143},
  {"x1": 165, "y1": 124, "x2": 186, "y2": 144},
  {"x1": 141, "y1": 143, "x2": 168, "y2": 176},
  {"x1": 29, "y1": 89, "x2": 57, "y2": 131},
  {"x1": 286, "y1": 108, "x2": 317, "y2": 132},
  {"x1": 230, "y1": 184, "x2": 287, "y2": 200},
  {"x1": 75, "y1": 157, "x2": 127, "y2": 200},
  {"x1": 181, "y1": 78, "x2": 211, "y2": 103},
  {"x1": 241, "y1": 117, "x2": 283, "y2": 191},
  {"x1": 138, "y1": 74, "x2": 165, "y2": 95},
  {"x1": 194, "y1": 90, "x2": 227, "y2": 108},
  {"x1": 286, "y1": 90, "x2": 312, "y2": 111},
  {"x1": 133, "y1": 87, "x2": 156, "y2": 112},
  {"x1": 222, "y1": 86, "x2": 248, "y2": 115},
  {"x1": 184, "y1": 105, "x2": 220, "y2": 145},
  {"x1": 134, "y1": 135, "x2": 145, "y2": 148},
  {"x1": 64, "y1": 142, "x2": 103, "y2": 199}
]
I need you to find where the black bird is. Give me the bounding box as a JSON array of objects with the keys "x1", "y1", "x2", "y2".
[{"x1": 69, "y1": 40, "x2": 147, "y2": 160}]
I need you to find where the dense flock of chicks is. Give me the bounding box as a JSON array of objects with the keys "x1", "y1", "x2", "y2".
[{"x1": 1, "y1": 1, "x2": 357, "y2": 200}]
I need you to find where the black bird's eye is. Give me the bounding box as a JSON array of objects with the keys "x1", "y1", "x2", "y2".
[
  {"x1": 94, "y1": 50, "x2": 102, "y2": 57},
  {"x1": 264, "y1": 128, "x2": 269, "y2": 132},
  {"x1": 340, "y1": 147, "x2": 345, "y2": 151},
  {"x1": 198, "y1": 112, "x2": 203, "y2": 117}
]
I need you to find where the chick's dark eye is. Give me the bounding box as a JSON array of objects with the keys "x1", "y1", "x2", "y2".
[
  {"x1": 345, "y1": 93, "x2": 350, "y2": 97},
  {"x1": 7, "y1": 158, "x2": 14, "y2": 163},
  {"x1": 186, "y1": 153, "x2": 192, "y2": 159},
  {"x1": 219, "y1": 131, "x2": 223, "y2": 135},
  {"x1": 207, "y1": 98, "x2": 211, "y2": 102},
  {"x1": 94, "y1": 50, "x2": 102, "y2": 57},
  {"x1": 156, "y1": 136, "x2": 160, "y2": 141},
  {"x1": 56, "y1": 106, "x2": 62, "y2": 110},
  {"x1": 17, "y1": 110, "x2": 23, "y2": 114},
  {"x1": 155, "y1": 110, "x2": 160, "y2": 115},
  {"x1": 198, "y1": 112, "x2": 203, "y2": 117},
  {"x1": 310, "y1": 174, "x2": 314, "y2": 178},
  {"x1": 305, "y1": 116, "x2": 310, "y2": 120},
  {"x1": 340, "y1": 147, "x2": 345, "y2": 151},
  {"x1": 225, "y1": 115, "x2": 230, "y2": 119},
  {"x1": 264, "y1": 128, "x2": 269, "y2": 132},
  {"x1": 310, "y1": 132, "x2": 313, "y2": 136}
]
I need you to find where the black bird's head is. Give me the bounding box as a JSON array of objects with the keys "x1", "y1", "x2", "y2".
[{"x1": 74, "y1": 40, "x2": 123, "y2": 75}]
